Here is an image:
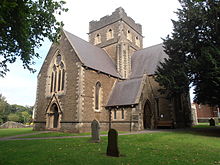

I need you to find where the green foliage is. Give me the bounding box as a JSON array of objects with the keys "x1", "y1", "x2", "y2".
[
  {"x1": 7, "y1": 113, "x2": 20, "y2": 122},
  {"x1": 0, "y1": 0, "x2": 68, "y2": 77},
  {"x1": 0, "y1": 94, "x2": 33, "y2": 123},
  {"x1": 156, "y1": 0, "x2": 220, "y2": 106},
  {"x1": 0, "y1": 94, "x2": 10, "y2": 123}
]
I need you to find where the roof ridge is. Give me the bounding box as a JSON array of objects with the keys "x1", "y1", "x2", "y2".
[{"x1": 63, "y1": 29, "x2": 121, "y2": 78}]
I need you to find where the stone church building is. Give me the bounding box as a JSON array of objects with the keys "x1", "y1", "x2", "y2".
[{"x1": 33, "y1": 8, "x2": 192, "y2": 132}]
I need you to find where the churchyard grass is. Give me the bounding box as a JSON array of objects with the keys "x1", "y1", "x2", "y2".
[
  {"x1": 0, "y1": 128, "x2": 34, "y2": 138},
  {"x1": 0, "y1": 130, "x2": 220, "y2": 165},
  {"x1": 16, "y1": 131, "x2": 128, "y2": 138},
  {"x1": 193, "y1": 123, "x2": 220, "y2": 128}
]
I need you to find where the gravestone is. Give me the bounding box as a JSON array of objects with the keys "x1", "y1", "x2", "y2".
[
  {"x1": 106, "y1": 129, "x2": 120, "y2": 157},
  {"x1": 209, "y1": 118, "x2": 215, "y2": 126},
  {"x1": 91, "y1": 119, "x2": 100, "y2": 142}
]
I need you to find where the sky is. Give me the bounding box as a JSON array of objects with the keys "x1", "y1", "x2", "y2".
[{"x1": 0, "y1": 0, "x2": 182, "y2": 106}]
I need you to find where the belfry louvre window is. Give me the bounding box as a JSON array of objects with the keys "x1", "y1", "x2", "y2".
[
  {"x1": 107, "y1": 29, "x2": 113, "y2": 40},
  {"x1": 127, "y1": 30, "x2": 132, "y2": 41},
  {"x1": 95, "y1": 81, "x2": 101, "y2": 110},
  {"x1": 94, "y1": 34, "x2": 101, "y2": 44},
  {"x1": 50, "y1": 52, "x2": 66, "y2": 93}
]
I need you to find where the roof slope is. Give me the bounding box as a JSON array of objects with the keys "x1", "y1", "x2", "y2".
[
  {"x1": 130, "y1": 43, "x2": 168, "y2": 78},
  {"x1": 63, "y1": 30, "x2": 120, "y2": 78},
  {"x1": 106, "y1": 77, "x2": 145, "y2": 107}
]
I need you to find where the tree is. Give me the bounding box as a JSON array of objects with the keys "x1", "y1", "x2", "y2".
[
  {"x1": 8, "y1": 113, "x2": 20, "y2": 122},
  {"x1": 155, "y1": 0, "x2": 220, "y2": 107},
  {"x1": 0, "y1": 0, "x2": 68, "y2": 77},
  {"x1": 0, "y1": 94, "x2": 10, "y2": 123}
]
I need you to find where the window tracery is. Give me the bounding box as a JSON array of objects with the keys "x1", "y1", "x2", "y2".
[{"x1": 48, "y1": 51, "x2": 66, "y2": 94}]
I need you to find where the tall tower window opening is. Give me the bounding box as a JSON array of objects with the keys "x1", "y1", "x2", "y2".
[
  {"x1": 135, "y1": 36, "x2": 140, "y2": 47},
  {"x1": 107, "y1": 29, "x2": 114, "y2": 40},
  {"x1": 127, "y1": 30, "x2": 132, "y2": 41},
  {"x1": 94, "y1": 34, "x2": 101, "y2": 44}
]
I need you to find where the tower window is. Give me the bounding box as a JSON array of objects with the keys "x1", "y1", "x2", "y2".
[
  {"x1": 135, "y1": 36, "x2": 140, "y2": 47},
  {"x1": 107, "y1": 29, "x2": 114, "y2": 40},
  {"x1": 94, "y1": 34, "x2": 101, "y2": 44},
  {"x1": 127, "y1": 30, "x2": 132, "y2": 41}
]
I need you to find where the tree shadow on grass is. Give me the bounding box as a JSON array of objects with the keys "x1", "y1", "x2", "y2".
[{"x1": 177, "y1": 126, "x2": 220, "y2": 138}]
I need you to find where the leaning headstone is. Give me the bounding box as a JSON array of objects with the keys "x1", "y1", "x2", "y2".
[
  {"x1": 209, "y1": 118, "x2": 215, "y2": 126},
  {"x1": 91, "y1": 119, "x2": 100, "y2": 142},
  {"x1": 106, "y1": 129, "x2": 120, "y2": 157}
]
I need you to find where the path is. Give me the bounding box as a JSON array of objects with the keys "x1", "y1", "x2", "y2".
[{"x1": 0, "y1": 129, "x2": 163, "y2": 141}]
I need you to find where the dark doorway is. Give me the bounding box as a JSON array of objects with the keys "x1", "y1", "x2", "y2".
[
  {"x1": 143, "y1": 100, "x2": 151, "y2": 129},
  {"x1": 51, "y1": 103, "x2": 59, "y2": 128}
]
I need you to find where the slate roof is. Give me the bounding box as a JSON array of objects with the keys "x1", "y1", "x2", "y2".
[
  {"x1": 63, "y1": 30, "x2": 168, "y2": 107},
  {"x1": 64, "y1": 30, "x2": 120, "y2": 78},
  {"x1": 106, "y1": 44, "x2": 168, "y2": 107},
  {"x1": 106, "y1": 77, "x2": 144, "y2": 107},
  {"x1": 130, "y1": 43, "x2": 168, "y2": 78}
]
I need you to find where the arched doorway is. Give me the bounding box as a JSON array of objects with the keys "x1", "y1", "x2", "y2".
[
  {"x1": 51, "y1": 103, "x2": 59, "y2": 128},
  {"x1": 143, "y1": 100, "x2": 151, "y2": 129}
]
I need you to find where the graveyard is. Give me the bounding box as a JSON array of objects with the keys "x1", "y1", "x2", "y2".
[{"x1": 0, "y1": 127, "x2": 220, "y2": 165}]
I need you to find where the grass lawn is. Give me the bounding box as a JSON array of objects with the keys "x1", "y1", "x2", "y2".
[
  {"x1": 193, "y1": 123, "x2": 220, "y2": 128},
  {"x1": 0, "y1": 130, "x2": 220, "y2": 165},
  {"x1": 0, "y1": 128, "x2": 34, "y2": 138},
  {"x1": 14, "y1": 131, "x2": 128, "y2": 138}
]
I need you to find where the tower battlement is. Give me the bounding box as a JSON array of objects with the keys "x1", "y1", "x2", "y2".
[{"x1": 89, "y1": 7, "x2": 142, "y2": 35}]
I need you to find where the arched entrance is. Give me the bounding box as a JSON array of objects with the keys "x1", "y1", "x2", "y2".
[
  {"x1": 46, "y1": 103, "x2": 60, "y2": 129},
  {"x1": 51, "y1": 103, "x2": 59, "y2": 128},
  {"x1": 143, "y1": 100, "x2": 152, "y2": 129}
]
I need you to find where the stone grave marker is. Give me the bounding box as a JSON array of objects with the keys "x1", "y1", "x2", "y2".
[
  {"x1": 209, "y1": 118, "x2": 215, "y2": 126},
  {"x1": 91, "y1": 119, "x2": 100, "y2": 142},
  {"x1": 106, "y1": 129, "x2": 120, "y2": 157}
]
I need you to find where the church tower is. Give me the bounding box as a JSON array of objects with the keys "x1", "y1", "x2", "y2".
[{"x1": 88, "y1": 7, "x2": 143, "y2": 78}]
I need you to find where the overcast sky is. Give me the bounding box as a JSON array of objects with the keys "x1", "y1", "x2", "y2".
[{"x1": 0, "y1": 0, "x2": 181, "y2": 106}]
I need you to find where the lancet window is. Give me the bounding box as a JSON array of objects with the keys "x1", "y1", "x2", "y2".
[{"x1": 49, "y1": 51, "x2": 66, "y2": 94}]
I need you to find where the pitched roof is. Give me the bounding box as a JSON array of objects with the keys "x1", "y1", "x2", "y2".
[
  {"x1": 63, "y1": 30, "x2": 120, "y2": 78},
  {"x1": 106, "y1": 77, "x2": 145, "y2": 107},
  {"x1": 130, "y1": 43, "x2": 168, "y2": 78}
]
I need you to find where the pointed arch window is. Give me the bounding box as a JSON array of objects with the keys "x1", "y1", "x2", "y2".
[
  {"x1": 127, "y1": 30, "x2": 132, "y2": 41},
  {"x1": 95, "y1": 81, "x2": 101, "y2": 110},
  {"x1": 135, "y1": 36, "x2": 140, "y2": 47},
  {"x1": 94, "y1": 34, "x2": 101, "y2": 44},
  {"x1": 49, "y1": 51, "x2": 66, "y2": 94},
  {"x1": 50, "y1": 72, "x2": 54, "y2": 93},
  {"x1": 107, "y1": 29, "x2": 114, "y2": 40}
]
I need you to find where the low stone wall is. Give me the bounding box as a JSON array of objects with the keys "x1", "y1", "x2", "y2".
[{"x1": 0, "y1": 121, "x2": 27, "y2": 129}]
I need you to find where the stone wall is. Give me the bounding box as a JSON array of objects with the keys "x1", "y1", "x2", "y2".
[
  {"x1": 77, "y1": 69, "x2": 117, "y2": 132},
  {"x1": 34, "y1": 31, "x2": 81, "y2": 131}
]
